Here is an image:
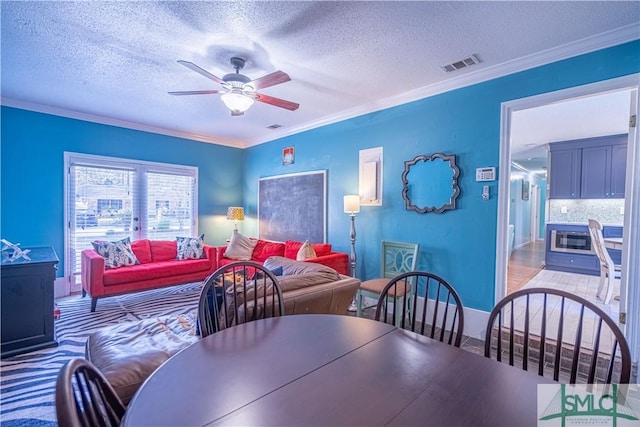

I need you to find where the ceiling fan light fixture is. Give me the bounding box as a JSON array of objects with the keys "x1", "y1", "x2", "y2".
[{"x1": 220, "y1": 89, "x2": 254, "y2": 113}]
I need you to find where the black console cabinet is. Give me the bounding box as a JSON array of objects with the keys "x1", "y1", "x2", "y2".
[{"x1": 1, "y1": 246, "x2": 59, "y2": 358}]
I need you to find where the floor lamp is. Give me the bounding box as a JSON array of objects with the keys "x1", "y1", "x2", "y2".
[{"x1": 344, "y1": 195, "x2": 360, "y2": 311}]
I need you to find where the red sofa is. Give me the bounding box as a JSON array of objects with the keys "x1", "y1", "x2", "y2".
[
  {"x1": 81, "y1": 239, "x2": 217, "y2": 312},
  {"x1": 217, "y1": 239, "x2": 349, "y2": 275}
]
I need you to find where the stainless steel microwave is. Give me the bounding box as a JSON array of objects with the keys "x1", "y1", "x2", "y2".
[{"x1": 550, "y1": 230, "x2": 593, "y2": 254}]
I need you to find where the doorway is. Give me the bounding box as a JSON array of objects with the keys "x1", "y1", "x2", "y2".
[
  {"x1": 495, "y1": 74, "x2": 640, "y2": 361},
  {"x1": 64, "y1": 153, "x2": 199, "y2": 296}
]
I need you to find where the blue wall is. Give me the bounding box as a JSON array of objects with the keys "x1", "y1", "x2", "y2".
[
  {"x1": 1, "y1": 40, "x2": 637, "y2": 312},
  {"x1": 244, "y1": 40, "x2": 640, "y2": 312},
  {"x1": 1, "y1": 107, "x2": 244, "y2": 275}
]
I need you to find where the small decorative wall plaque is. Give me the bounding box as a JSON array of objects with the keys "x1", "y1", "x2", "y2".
[{"x1": 283, "y1": 146, "x2": 295, "y2": 165}]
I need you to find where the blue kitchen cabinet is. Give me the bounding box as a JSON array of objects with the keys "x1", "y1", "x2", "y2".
[
  {"x1": 549, "y1": 134, "x2": 627, "y2": 200},
  {"x1": 580, "y1": 136, "x2": 627, "y2": 199},
  {"x1": 610, "y1": 143, "x2": 627, "y2": 198},
  {"x1": 549, "y1": 148, "x2": 581, "y2": 199}
]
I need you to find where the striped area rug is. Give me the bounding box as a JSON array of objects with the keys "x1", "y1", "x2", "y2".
[{"x1": 0, "y1": 282, "x2": 202, "y2": 426}]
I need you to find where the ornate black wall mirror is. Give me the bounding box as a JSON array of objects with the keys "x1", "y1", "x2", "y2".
[{"x1": 401, "y1": 153, "x2": 460, "y2": 214}]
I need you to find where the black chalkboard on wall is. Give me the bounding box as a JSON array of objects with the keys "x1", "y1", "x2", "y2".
[{"x1": 258, "y1": 171, "x2": 327, "y2": 243}]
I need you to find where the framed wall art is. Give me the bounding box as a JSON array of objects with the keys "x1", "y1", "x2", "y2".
[
  {"x1": 258, "y1": 170, "x2": 326, "y2": 243},
  {"x1": 522, "y1": 180, "x2": 530, "y2": 201},
  {"x1": 283, "y1": 146, "x2": 295, "y2": 165}
]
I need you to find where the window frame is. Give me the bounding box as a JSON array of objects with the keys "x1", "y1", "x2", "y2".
[{"x1": 63, "y1": 152, "x2": 199, "y2": 294}]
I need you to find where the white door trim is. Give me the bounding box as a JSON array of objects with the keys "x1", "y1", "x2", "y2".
[{"x1": 496, "y1": 74, "x2": 640, "y2": 365}]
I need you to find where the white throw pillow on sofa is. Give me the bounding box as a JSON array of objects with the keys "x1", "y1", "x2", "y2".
[
  {"x1": 296, "y1": 240, "x2": 317, "y2": 261},
  {"x1": 91, "y1": 237, "x2": 140, "y2": 269},
  {"x1": 224, "y1": 231, "x2": 257, "y2": 260}
]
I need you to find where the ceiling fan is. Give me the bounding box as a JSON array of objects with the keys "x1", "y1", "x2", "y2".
[{"x1": 168, "y1": 57, "x2": 299, "y2": 116}]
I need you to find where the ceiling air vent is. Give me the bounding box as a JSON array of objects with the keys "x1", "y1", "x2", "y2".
[
  {"x1": 267, "y1": 124, "x2": 283, "y2": 129},
  {"x1": 441, "y1": 54, "x2": 480, "y2": 73}
]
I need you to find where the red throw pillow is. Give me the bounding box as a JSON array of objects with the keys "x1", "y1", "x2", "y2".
[
  {"x1": 313, "y1": 243, "x2": 332, "y2": 257},
  {"x1": 150, "y1": 240, "x2": 177, "y2": 262},
  {"x1": 285, "y1": 240, "x2": 332, "y2": 259},
  {"x1": 252, "y1": 240, "x2": 285, "y2": 263},
  {"x1": 131, "y1": 239, "x2": 152, "y2": 264}
]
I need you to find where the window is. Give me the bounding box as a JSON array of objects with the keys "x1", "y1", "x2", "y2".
[{"x1": 65, "y1": 153, "x2": 198, "y2": 293}]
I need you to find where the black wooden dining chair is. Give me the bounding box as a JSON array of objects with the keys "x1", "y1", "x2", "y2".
[
  {"x1": 55, "y1": 357, "x2": 126, "y2": 427},
  {"x1": 485, "y1": 287, "x2": 631, "y2": 384},
  {"x1": 374, "y1": 271, "x2": 465, "y2": 347},
  {"x1": 198, "y1": 261, "x2": 286, "y2": 338}
]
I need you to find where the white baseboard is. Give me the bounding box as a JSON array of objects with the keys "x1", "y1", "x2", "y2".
[
  {"x1": 461, "y1": 306, "x2": 491, "y2": 341},
  {"x1": 54, "y1": 277, "x2": 69, "y2": 299},
  {"x1": 414, "y1": 296, "x2": 489, "y2": 340},
  {"x1": 377, "y1": 295, "x2": 490, "y2": 341}
]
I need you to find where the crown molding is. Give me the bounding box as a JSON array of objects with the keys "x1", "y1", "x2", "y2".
[
  {"x1": 3, "y1": 24, "x2": 638, "y2": 149},
  {"x1": 0, "y1": 97, "x2": 245, "y2": 149},
  {"x1": 246, "y1": 24, "x2": 640, "y2": 147}
]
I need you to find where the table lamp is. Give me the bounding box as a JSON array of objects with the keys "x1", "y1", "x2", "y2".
[{"x1": 226, "y1": 207, "x2": 245, "y2": 231}]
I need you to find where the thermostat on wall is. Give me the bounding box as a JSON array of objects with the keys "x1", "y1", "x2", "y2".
[{"x1": 476, "y1": 167, "x2": 496, "y2": 182}]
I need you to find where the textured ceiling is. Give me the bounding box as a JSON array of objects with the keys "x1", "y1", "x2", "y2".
[{"x1": 2, "y1": 1, "x2": 639, "y2": 152}]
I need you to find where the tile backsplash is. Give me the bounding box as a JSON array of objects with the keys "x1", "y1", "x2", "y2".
[{"x1": 548, "y1": 199, "x2": 624, "y2": 224}]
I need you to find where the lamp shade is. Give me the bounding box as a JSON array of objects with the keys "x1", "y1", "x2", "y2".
[
  {"x1": 220, "y1": 90, "x2": 254, "y2": 113},
  {"x1": 226, "y1": 207, "x2": 245, "y2": 221},
  {"x1": 343, "y1": 195, "x2": 360, "y2": 214}
]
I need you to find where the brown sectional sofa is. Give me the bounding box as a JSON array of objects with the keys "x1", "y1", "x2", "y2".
[
  {"x1": 86, "y1": 256, "x2": 360, "y2": 405},
  {"x1": 217, "y1": 239, "x2": 350, "y2": 275},
  {"x1": 263, "y1": 256, "x2": 359, "y2": 314}
]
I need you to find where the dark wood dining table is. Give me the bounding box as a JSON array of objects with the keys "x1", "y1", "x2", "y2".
[{"x1": 123, "y1": 314, "x2": 554, "y2": 427}]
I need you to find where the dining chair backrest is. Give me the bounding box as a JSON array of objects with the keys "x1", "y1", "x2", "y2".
[
  {"x1": 55, "y1": 357, "x2": 126, "y2": 427},
  {"x1": 484, "y1": 287, "x2": 631, "y2": 384},
  {"x1": 374, "y1": 271, "x2": 465, "y2": 347},
  {"x1": 198, "y1": 261, "x2": 285, "y2": 338},
  {"x1": 380, "y1": 241, "x2": 420, "y2": 278},
  {"x1": 355, "y1": 241, "x2": 420, "y2": 318},
  {"x1": 588, "y1": 219, "x2": 614, "y2": 268},
  {"x1": 588, "y1": 218, "x2": 621, "y2": 304}
]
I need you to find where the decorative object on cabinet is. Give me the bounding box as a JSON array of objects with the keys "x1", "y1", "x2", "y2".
[
  {"x1": 359, "y1": 147, "x2": 383, "y2": 206},
  {"x1": 258, "y1": 170, "x2": 326, "y2": 243},
  {"x1": 226, "y1": 206, "x2": 245, "y2": 231},
  {"x1": 1, "y1": 246, "x2": 59, "y2": 358},
  {"x1": 1, "y1": 239, "x2": 31, "y2": 262},
  {"x1": 401, "y1": 153, "x2": 460, "y2": 214},
  {"x1": 548, "y1": 134, "x2": 627, "y2": 199}
]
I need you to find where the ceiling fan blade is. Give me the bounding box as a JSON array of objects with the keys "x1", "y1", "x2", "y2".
[
  {"x1": 250, "y1": 70, "x2": 291, "y2": 90},
  {"x1": 168, "y1": 90, "x2": 220, "y2": 96},
  {"x1": 177, "y1": 60, "x2": 224, "y2": 84},
  {"x1": 256, "y1": 93, "x2": 299, "y2": 111}
]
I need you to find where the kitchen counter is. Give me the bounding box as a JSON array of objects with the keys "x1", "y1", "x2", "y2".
[{"x1": 545, "y1": 223, "x2": 622, "y2": 276}]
